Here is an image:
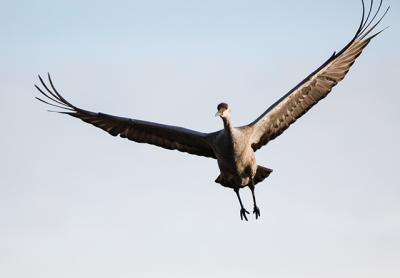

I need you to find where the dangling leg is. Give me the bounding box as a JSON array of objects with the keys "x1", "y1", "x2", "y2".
[
  {"x1": 249, "y1": 179, "x2": 260, "y2": 219},
  {"x1": 234, "y1": 188, "x2": 249, "y2": 221}
]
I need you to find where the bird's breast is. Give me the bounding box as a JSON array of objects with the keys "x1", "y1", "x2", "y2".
[{"x1": 214, "y1": 129, "x2": 256, "y2": 186}]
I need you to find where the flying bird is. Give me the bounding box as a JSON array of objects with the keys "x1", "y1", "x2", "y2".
[{"x1": 35, "y1": 0, "x2": 389, "y2": 220}]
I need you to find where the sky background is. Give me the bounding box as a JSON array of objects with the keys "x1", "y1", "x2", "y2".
[{"x1": 1, "y1": 0, "x2": 399, "y2": 277}]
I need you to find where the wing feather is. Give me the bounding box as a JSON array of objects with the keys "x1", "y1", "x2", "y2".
[
  {"x1": 35, "y1": 74, "x2": 217, "y2": 159},
  {"x1": 248, "y1": 0, "x2": 389, "y2": 151}
]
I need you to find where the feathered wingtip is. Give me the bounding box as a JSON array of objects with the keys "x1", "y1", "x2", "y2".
[
  {"x1": 331, "y1": 0, "x2": 389, "y2": 60},
  {"x1": 34, "y1": 73, "x2": 77, "y2": 114},
  {"x1": 356, "y1": 0, "x2": 390, "y2": 40}
]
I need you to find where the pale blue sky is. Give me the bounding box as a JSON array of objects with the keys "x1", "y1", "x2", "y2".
[{"x1": 1, "y1": 0, "x2": 399, "y2": 277}]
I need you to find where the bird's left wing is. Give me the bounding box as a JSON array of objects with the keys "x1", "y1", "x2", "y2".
[
  {"x1": 247, "y1": 0, "x2": 389, "y2": 152},
  {"x1": 35, "y1": 74, "x2": 217, "y2": 159}
]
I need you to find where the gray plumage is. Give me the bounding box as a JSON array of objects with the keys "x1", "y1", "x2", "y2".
[{"x1": 35, "y1": 0, "x2": 389, "y2": 220}]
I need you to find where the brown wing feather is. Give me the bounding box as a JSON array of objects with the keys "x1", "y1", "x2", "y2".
[
  {"x1": 35, "y1": 74, "x2": 217, "y2": 159},
  {"x1": 249, "y1": 0, "x2": 389, "y2": 151}
]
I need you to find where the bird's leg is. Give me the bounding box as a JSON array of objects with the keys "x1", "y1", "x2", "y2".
[
  {"x1": 249, "y1": 180, "x2": 260, "y2": 219},
  {"x1": 234, "y1": 188, "x2": 249, "y2": 221}
]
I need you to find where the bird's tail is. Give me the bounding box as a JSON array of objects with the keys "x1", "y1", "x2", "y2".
[
  {"x1": 215, "y1": 165, "x2": 273, "y2": 187},
  {"x1": 253, "y1": 165, "x2": 273, "y2": 186}
]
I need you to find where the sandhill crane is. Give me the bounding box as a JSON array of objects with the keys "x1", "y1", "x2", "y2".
[{"x1": 35, "y1": 0, "x2": 389, "y2": 220}]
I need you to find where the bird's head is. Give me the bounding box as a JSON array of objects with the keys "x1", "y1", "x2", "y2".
[{"x1": 215, "y1": 102, "x2": 230, "y2": 118}]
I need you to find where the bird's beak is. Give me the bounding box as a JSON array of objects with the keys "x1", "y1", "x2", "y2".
[{"x1": 215, "y1": 111, "x2": 221, "y2": 117}]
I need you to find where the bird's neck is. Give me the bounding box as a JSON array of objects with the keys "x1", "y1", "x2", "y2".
[
  {"x1": 222, "y1": 116, "x2": 233, "y2": 133},
  {"x1": 222, "y1": 116, "x2": 237, "y2": 151}
]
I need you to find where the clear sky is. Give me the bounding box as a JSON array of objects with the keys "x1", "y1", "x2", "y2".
[{"x1": 1, "y1": 0, "x2": 399, "y2": 277}]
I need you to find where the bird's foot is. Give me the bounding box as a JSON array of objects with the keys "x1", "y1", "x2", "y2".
[
  {"x1": 240, "y1": 208, "x2": 250, "y2": 221},
  {"x1": 253, "y1": 205, "x2": 261, "y2": 219}
]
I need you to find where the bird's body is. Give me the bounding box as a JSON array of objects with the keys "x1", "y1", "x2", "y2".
[
  {"x1": 35, "y1": 0, "x2": 389, "y2": 220},
  {"x1": 214, "y1": 125, "x2": 258, "y2": 188}
]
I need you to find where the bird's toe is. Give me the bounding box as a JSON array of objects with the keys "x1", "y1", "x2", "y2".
[
  {"x1": 253, "y1": 206, "x2": 261, "y2": 219},
  {"x1": 240, "y1": 208, "x2": 250, "y2": 221}
]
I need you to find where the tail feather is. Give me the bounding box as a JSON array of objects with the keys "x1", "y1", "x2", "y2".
[
  {"x1": 253, "y1": 165, "x2": 273, "y2": 185},
  {"x1": 215, "y1": 165, "x2": 273, "y2": 187}
]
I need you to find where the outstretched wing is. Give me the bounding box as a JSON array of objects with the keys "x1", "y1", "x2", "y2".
[
  {"x1": 35, "y1": 74, "x2": 217, "y2": 159},
  {"x1": 248, "y1": 0, "x2": 389, "y2": 151}
]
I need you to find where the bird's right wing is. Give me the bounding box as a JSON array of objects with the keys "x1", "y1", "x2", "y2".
[{"x1": 35, "y1": 74, "x2": 218, "y2": 159}]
